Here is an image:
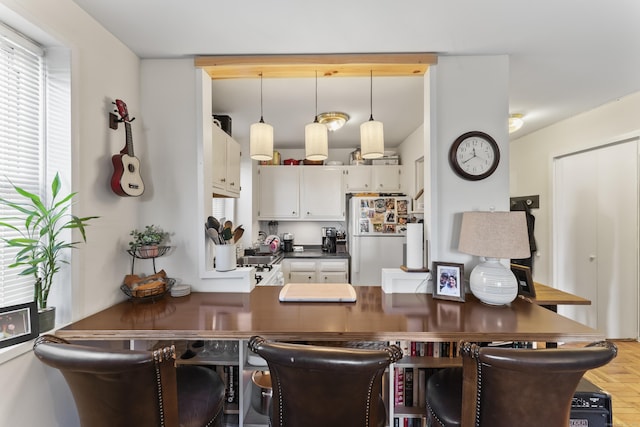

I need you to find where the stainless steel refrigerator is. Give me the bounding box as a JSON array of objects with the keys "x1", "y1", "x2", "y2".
[{"x1": 348, "y1": 195, "x2": 410, "y2": 285}]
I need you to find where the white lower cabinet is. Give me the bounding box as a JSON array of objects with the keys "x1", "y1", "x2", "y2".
[{"x1": 282, "y1": 258, "x2": 349, "y2": 284}]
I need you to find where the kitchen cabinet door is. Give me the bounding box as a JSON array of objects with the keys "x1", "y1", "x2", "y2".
[
  {"x1": 289, "y1": 271, "x2": 317, "y2": 283},
  {"x1": 211, "y1": 125, "x2": 241, "y2": 197},
  {"x1": 300, "y1": 166, "x2": 344, "y2": 220},
  {"x1": 344, "y1": 166, "x2": 372, "y2": 192},
  {"x1": 372, "y1": 165, "x2": 402, "y2": 192},
  {"x1": 258, "y1": 167, "x2": 300, "y2": 219}
]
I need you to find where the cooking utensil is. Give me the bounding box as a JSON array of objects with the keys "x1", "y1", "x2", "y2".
[
  {"x1": 251, "y1": 371, "x2": 272, "y2": 416},
  {"x1": 283, "y1": 158, "x2": 299, "y2": 165},
  {"x1": 233, "y1": 227, "x2": 244, "y2": 243},
  {"x1": 222, "y1": 227, "x2": 233, "y2": 242},
  {"x1": 219, "y1": 217, "x2": 226, "y2": 233},
  {"x1": 206, "y1": 228, "x2": 220, "y2": 244},
  {"x1": 207, "y1": 216, "x2": 220, "y2": 231}
]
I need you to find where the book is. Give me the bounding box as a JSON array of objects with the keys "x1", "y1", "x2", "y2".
[{"x1": 404, "y1": 367, "x2": 414, "y2": 407}]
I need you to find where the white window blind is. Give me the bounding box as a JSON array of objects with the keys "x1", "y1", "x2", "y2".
[{"x1": 0, "y1": 24, "x2": 44, "y2": 306}]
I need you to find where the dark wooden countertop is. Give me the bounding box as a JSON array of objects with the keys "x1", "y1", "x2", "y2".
[
  {"x1": 282, "y1": 247, "x2": 350, "y2": 259},
  {"x1": 56, "y1": 286, "x2": 602, "y2": 343}
]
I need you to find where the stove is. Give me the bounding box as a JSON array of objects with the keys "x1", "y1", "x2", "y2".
[{"x1": 243, "y1": 263, "x2": 283, "y2": 286}]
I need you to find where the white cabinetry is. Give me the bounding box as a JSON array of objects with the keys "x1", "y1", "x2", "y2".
[
  {"x1": 344, "y1": 165, "x2": 403, "y2": 193},
  {"x1": 300, "y1": 166, "x2": 344, "y2": 220},
  {"x1": 257, "y1": 166, "x2": 344, "y2": 220},
  {"x1": 282, "y1": 258, "x2": 349, "y2": 284},
  {"x1": 212, "y1": 124, "x2": 241, "y2": 197},
  {"x1": 257, "y1": 167, "x2": 300, "y2": 219}
]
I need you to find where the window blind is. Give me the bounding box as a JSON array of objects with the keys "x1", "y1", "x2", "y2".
[{"x1": 0, "y1": 23, "x2": 44, "y2": 306}]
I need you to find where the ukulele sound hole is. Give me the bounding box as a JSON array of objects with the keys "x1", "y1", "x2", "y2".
[{"x1": 127, "y1": 164, "x2": 136, "y2": 173}]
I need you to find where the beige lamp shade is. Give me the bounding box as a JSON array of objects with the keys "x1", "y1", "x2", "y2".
[
  {"x1": 250, "y1": 121, "x2": 274, "y2": 161},
  {"x1": 305, "y1": 121, "x2": 328, "y2": 161},
  {"x1": 360, "y1": 119, "x2": 384, "y2": 159},
  {"x1": 458, "y1": 210, "x2": 530, "y2": 305},
  {"x1": 458, "y1": 211, "x2": 530, "y2": 259}
]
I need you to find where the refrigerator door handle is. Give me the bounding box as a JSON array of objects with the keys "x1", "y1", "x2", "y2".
[{"x1": 352, "y1": 237, "x2": 360, "y2": 274}]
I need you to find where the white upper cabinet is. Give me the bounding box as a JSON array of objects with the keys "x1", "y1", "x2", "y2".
[
  {"x1": 372, "y1": 165, "x2": 403, "y2": 192},
  {"x1": 257, "y1": 166, "x2": 300, "y2": 219},
  {"x1": 211, "y1": 124, "x2": 241, "y2": 197},
  {"x1": 344, "y1": 165, "x2": 403, "y2": 192},
  {"x1": 300, "y1": 167, "x2": 344, "y2": 220}
]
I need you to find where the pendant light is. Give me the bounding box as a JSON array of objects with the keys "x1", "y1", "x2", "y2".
[
  {"x1": 250, "y1": 73, "x2": 274, "y2": 161},
  {"x1": 360, "y1": 70, "x2": 384, "y2": 159},
  {"x1": 305, "y1": 71, "x2": 328, "y2": 161}
]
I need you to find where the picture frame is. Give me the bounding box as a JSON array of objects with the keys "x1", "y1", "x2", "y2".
[
  {"x1": 511, "y1": 263, "x2": 536, "y2": 298},
  {"x1": 0, "y1": 301, "x2": 39, "y2": 349},
  {"x1": 433, "y1": 262, "x2": 465, "y2": 302}
]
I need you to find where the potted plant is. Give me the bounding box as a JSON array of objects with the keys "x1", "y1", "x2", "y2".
[
  {"x1": 128, "y1": 224, "x2": 169, "y2": 258},
  {"x1": 0, "y1": 173, "x2": 98, "y2": 332}
]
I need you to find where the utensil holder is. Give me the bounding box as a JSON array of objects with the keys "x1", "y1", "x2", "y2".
[{"x1": 215, "y1": 244, "x2": 237, "y2": 272}]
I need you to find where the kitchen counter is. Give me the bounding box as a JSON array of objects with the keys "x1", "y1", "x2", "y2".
[
  {"x1": 55, "y1": 286, "x2": 603, "y2": 343},
  {"x1": 282, "y1": 246, "x2": 350, "y2": 260}
]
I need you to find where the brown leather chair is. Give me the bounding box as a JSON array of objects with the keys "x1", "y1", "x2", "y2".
[
  {"x1": 33, "y1": 335, "x2": 225, "y2": 427},
  {"x1": 248, "y1": 336, "x2": 403, "y2": 427},
  {"x1": 426, "y1": 341, "x2": 617, "y2": 427}
]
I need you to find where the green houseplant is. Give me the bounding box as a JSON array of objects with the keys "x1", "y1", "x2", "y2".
[
  {"x1": 0, "y1": 173, "x2": 97, "y2": 330},
  {"x1": 128, "y1": 224, "x2": 169, "y2": 257}
]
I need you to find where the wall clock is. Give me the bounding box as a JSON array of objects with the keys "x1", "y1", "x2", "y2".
[{"x1": 449, "y1": 131, "x2": 500, "y2": 181}]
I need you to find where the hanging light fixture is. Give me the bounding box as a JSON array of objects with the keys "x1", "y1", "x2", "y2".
[
  {"x1": 250, "y1": 73, "x2": 274, "y2": 161},
  {"x1": 508, "y1": 113, "x2": 524, "y2": 133},
  {"x1": 360, "y1": 70, "x2": 384, "y2": 159},
  {"x1": 317, "y1": 112, "x2": 350, "y2": 131},
  {"x1": 305, "y1": 71, "x2": 328, "y2": 161}
]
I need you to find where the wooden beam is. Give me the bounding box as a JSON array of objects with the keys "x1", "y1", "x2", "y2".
[{"x1": 194, "y1": 53, "x2": 437, "y2": 79}]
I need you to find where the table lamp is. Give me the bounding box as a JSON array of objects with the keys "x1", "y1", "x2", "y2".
[{"x1": 458, "y1": 211, "x2": 530, "y2": 305}]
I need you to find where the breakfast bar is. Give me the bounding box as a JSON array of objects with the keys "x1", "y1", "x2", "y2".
[{"x1": 56, "y1": 286, "x2": 602, "y2": 343}]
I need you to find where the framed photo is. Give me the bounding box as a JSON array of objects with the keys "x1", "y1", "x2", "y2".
[
  {"x1": 433, "y1": 262, "x2": 465, "y2": 302},
  {"x1": 0, "y1": 302, "x2": 39, "y2": 349},
  {"x1": 511, "y1": 264, "x2": 536, "y2": 298}
]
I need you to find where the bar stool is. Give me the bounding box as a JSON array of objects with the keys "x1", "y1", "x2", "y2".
[
  {"x1": 33, "y1": 334, "x2": 226, "y2": 427},
  {"x1": 426, "y1": 341, "x2": 617, "y2": 427},
  {"x1": 248, "y1": 336, "x2": 403, "y2": 427}
]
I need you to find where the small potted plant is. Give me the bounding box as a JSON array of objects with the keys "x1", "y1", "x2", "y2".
[
  {"x1": 129, "y1": 225, "x2": 169, "y2": 258},
  {"x1": 0, "y1": 173, "x2": 98, "y2": 332}
]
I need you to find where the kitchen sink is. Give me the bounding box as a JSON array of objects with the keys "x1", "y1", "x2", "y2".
[{"x1": 238, "y1": 254, "x2": 282, "y2": 266}]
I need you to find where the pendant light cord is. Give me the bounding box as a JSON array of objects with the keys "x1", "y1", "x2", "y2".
[
  {"x1": 314, "y1": 70, "x2": 319, "y2": 123},
  {"x1": 259, "y1": 73, "x2": 265, "y2": 124},
  {"x1": 369, "y1": 70, "x2": 374, "y2": 121}
]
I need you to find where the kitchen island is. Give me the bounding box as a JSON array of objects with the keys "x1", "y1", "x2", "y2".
[
  {"x1": 57, "y1": 286, "x2": 600, "y2": 343},
  {"x1": 55, "y1": 286, "x2": 602, "y2": 427}
]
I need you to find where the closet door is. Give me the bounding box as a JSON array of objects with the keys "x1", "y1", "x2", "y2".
[{"x1": 554, "y1": 139, "x2": 638, "y2": 339}]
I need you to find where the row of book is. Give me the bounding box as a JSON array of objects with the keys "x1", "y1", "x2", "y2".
[
  {"x1": 394, "y1": 366, "x2": 440, "y2": 407},
  {"x1": 393, "y1": 416, "x2": 424, "y2": 427},
  {"x1": 395, "y1": 340, "x2": 535, "y2": 358},
  {"x1": 395, "y1": 340, "x2": 460, "y2": 358}
]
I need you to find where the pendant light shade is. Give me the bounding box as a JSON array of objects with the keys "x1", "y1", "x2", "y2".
[
  {"x1": 305, "y1": 72, "x2": 328, "y2": 161},
  {"x1": 250, "y1": 73, "x2": 273, "y2": 161},
  {"x1": 360, "y1": 70, "x2": 384, "y2": 159}
]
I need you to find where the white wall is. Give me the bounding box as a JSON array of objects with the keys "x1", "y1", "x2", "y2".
[
  {"x1": 429, "y1": 56, "x2": 510, "y2": 285},
  {"x1": 0, "y1": 0, "x2": 141, "y2": 426},
  {"x1": 0, "y1": 3, "x2": 512, "y2": 424},
  {"x1": 510, "y1": 91, "x2": 640, "y2": 285}
]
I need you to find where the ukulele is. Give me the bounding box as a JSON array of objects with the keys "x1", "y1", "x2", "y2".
[{"x1": 110, "y1": 99, "x2": 145, "y2": 197}]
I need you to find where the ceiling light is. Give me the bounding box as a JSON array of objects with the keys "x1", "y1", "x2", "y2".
[
  {"x1": 509, "y1": 114, "x2": 524, "y2": 133},
  {"x1": 360, "y1": 70, "x2": 384, "y2": 159},
  {"x1": 250, "y1": 73, "x2": 274, "y2": 161},
  {"x1": 317, "y1": 112, "x2": 350, "y2": 131},
  {"x1": 305, "y1": 72, "x2": 328, "y2": 161}
]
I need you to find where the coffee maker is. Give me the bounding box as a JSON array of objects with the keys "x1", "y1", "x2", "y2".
[
  {"x1": 321, "y1": 227, "x2": 337, "y2": 253},
  {"x1": 283, "y1": 233, "x2": 294, "y2": 252}
]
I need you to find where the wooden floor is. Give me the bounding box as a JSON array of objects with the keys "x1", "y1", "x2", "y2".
[{"x1": 563, "y1": 340, "x2": 640, "y2": 426}]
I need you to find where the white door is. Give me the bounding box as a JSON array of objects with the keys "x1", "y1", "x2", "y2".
[{"x1": 554, "y1": 139, "x2": 638, "y2": 339}]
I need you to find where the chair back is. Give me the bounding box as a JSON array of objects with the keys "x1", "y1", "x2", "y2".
[
  {"x1": 248, "y1": 336, "x2": 403, "y2": 427},
  {"x1": 461, "y1": 341, "x2": 617, "y2": 427},
  {"x1": 33, "y1": 335, "x2": 180, "y2": 427}
]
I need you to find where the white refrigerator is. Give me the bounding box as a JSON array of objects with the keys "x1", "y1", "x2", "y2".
[{"x1": 348, "y1": 196, "x2": 410, "y2": 285}]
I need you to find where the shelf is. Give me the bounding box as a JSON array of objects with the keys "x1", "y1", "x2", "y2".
[
  {"x1": 393, "y1": 405, "x2": 426, "y2": 417},
  {"x1": 395, "y1": 355, "x2": 462, "y2": 369}
]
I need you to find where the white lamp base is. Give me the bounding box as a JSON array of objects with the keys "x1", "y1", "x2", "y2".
[{"x1": 469, "y1": 258, "x2": 518, "y2": 305}]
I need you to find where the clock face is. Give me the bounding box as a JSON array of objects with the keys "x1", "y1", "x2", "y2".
[{"x1": 449, "y1": 131, "x2": 500, "y2": 180}]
